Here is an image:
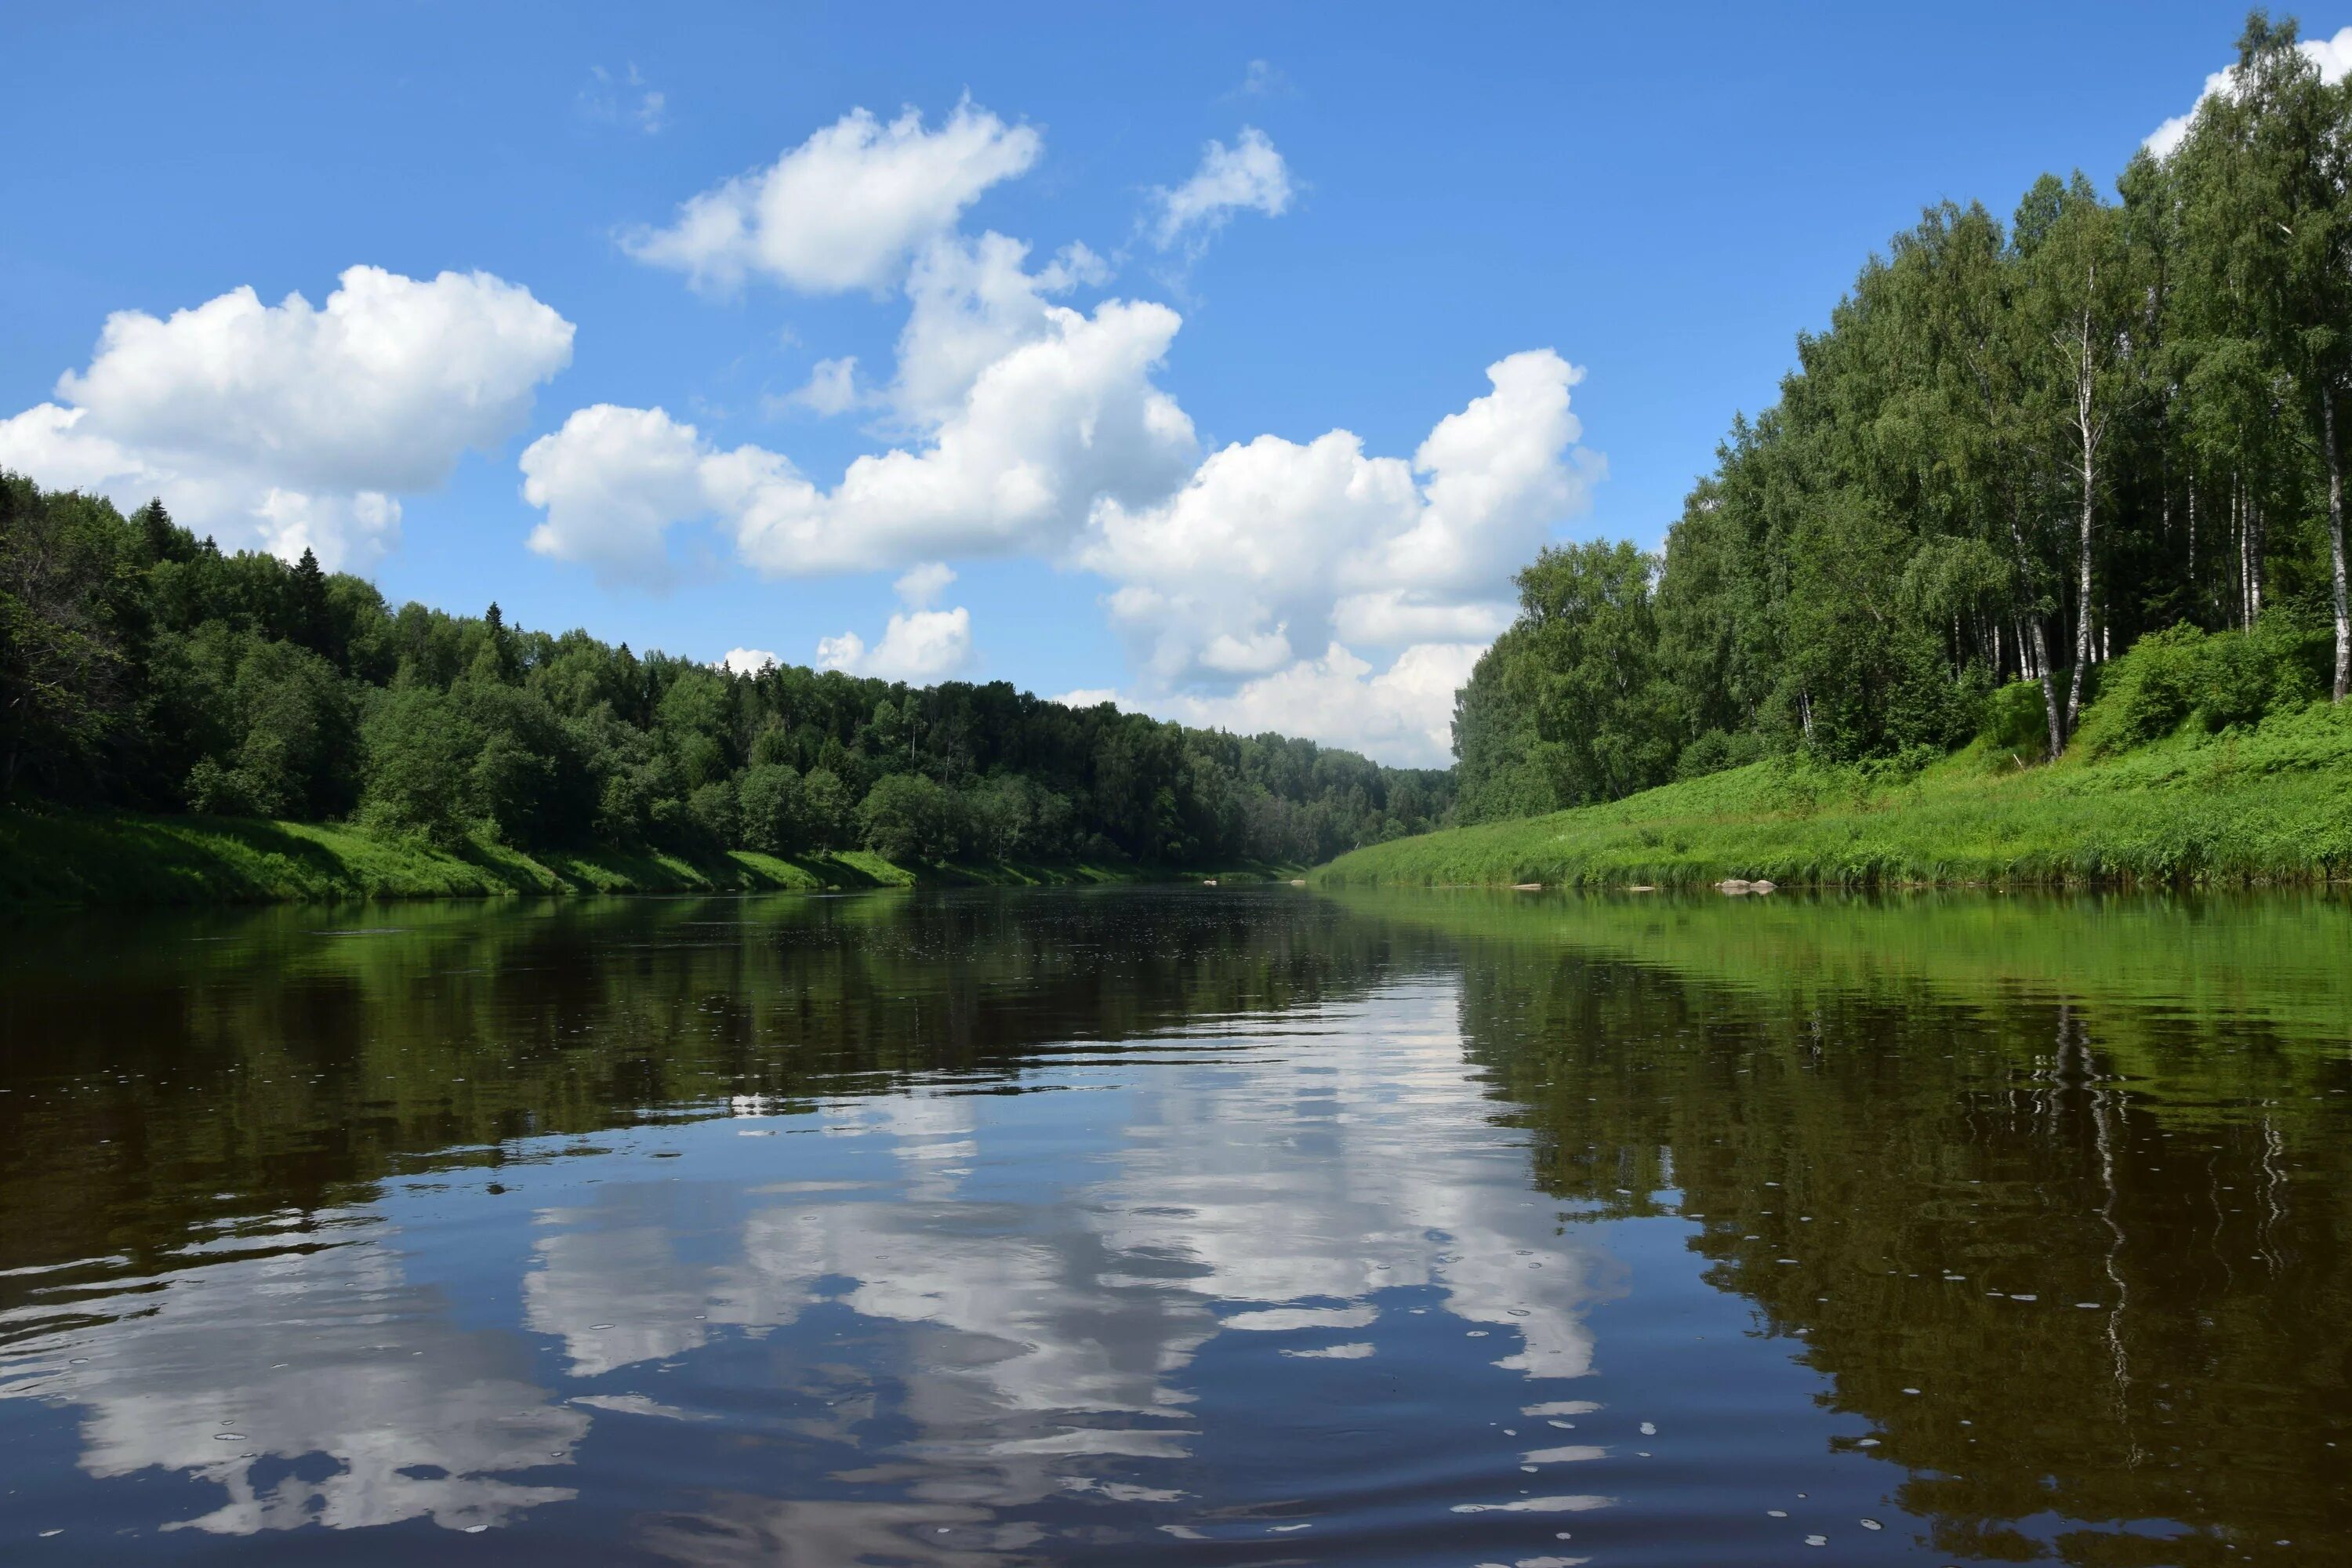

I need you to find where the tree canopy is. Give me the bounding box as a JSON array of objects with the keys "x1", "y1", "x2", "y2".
[
  {"x1": 0, "y1": 475, "x2": 1450, "y2": 866},
  {"x1": 1457, "y1": 12, "x2": 2352, "y2": 820}
]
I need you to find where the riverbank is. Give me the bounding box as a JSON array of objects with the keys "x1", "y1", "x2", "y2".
[
  {"x1": 0, "y1": 809, "x2": 1290, "y2": 905},
  {"x1": 1316, "y1": 699, "x2": 2352, "y2": 890}
]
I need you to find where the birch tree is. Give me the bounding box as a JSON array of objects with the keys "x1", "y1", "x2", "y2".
[
  {"x1": 2173, "y1": 15, "x2": 2352, "y2": 698},
  {"x1": 2017, "y1": 175, "x2": 2138, "y2": 733}
]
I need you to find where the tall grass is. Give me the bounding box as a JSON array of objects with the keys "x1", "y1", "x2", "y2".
[{"x1": 1317, "y1": 695, "x2": 2352, "y2": 890}]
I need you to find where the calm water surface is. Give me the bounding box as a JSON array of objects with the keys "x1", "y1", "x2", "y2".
[{"x1": 0, "y1": 887, "x2": 2346, "y2": 1564}]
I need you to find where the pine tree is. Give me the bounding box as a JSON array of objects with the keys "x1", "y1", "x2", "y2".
[{"x1": 289, "y1": 547, "x2": 331, "y2": 658}]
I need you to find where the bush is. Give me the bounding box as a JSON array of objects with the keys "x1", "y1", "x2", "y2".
[
  {"x1": 647, "y1": 795, "x2": 702, "y2": 855},
  {"x1": 1981, "y1": 678, "x2": 2057, "y2": 758},
  {"x1": 1675, "y1": 728, "x2": 1764, "y2": 781},
  {"x1": 2198, "y1": 633, "x2": 2269, "y2": 729},
  {"x1": 594, "y1": 771, "x2": 652, "y2": 847},
  {"x1": 2204, "y1": 615, "x2": 2324, "y2": 728},
  {"x1": 2077, "y1": 612, "x2": 2330, "y2": 757},
  {"x1": 184, "y1": 757, "x2": 263, "y2": 817},
  {"x1": 2089, "y1": 624, "x2": 2205, "y2": 753}
]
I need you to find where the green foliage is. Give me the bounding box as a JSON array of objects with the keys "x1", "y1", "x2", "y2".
[
  {"x1": 1458, "y1": 13, "x2": 2352, "y2": 811},
  {"x1": 688, "y1": 779, "x2": 740, "y2": 850},
  {"x1": 358, "y1": 686, "x2": 478, "y2": 847},
  {"x1": 1456, "y1": 541, "x2": 1682, "y2": 820},
  {"x1": 736, "y1": 763, "x2": 806, "y2": 855},
  {"x1": 0, "y1": 475, "x2": 144, "y2": 798},
  {"x1": 0, "y1": 474, "x2": 1449, "y2": 876},
  {"x1": 858, "y1": 771, "x2": 964, "y2": 861},
  {"x1": 1320, "y1": 684, "x2": 2352, "y2": 891},
  {"x1": 1674, "y1": 727, "x2": 1763, "y2": 781},
  {"x1": 800, "y1": 767, "x2": 854, "y2": 851},
  {"x1": 1981, "y1": 680, "x2": 2055, "y2": 760},
  {"x1": 2072, "y1": 610, "x2": 2332, "y2": 757}
]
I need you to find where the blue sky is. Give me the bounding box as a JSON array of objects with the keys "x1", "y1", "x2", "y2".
[{"x1": 0, "y1": 2, "x2": 2310, "y2": 763}]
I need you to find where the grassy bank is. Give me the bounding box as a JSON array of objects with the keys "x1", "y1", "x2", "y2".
[
  {"x1": 1317, "y1": 699, "x2": 2352, "y2": 890},
  {"x1": 0, "y1": 809, "x2": 1279, "y2": 906}
]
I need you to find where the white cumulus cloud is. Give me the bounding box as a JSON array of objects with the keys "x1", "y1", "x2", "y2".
[
  {"x1": 1080, "y1": 349, "x2": 1595, "y2": 691},
  {"x1": 815, "y1": 561, "x2": 974, "y2": 683},
  {"x1": 786, "y1": 356, "x2": 869, "y2": 416},
  {"x1": 718, "y1": 648, "x2": 779, "y2": 676},
  {"x1": 520, "y1": 404, "x2": 709, "y2": 585},
  {"x1": 1152, "y1": 127, "x2": 1293, "y2": 250},
  {"x1": 888, "y1": 234, "x2": 1107, "y2": 426},
  {"x1": 894, "y1": 561, "x2": 956, "y2": 608},
  {"x1": 2145, "y1": 25, "x2": 2352, "y2": 157},
  {"x1": 1146, "y1": 642, "x2": 1484, "y2": 768},
  {"x1": 524, "y1": 331, "x2": 1587, "y2": 763},
  {"x1": 816, "y1": 608, "x2": 974, "y2": 684},
  {"x1": 521, "y1": 294, "x2": 1196, "y2": 578},
  {"x1": 622, "y1": 102, "x2": 1041, "y2": 293},
  {"x1": 0, "y1": 266, "x2": 574, "y2": 568}
]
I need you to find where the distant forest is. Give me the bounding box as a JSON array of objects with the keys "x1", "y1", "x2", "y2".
[
  {"x1": 1457, "y1": 14, "x2": 2352, "y2": 821},
  {"x1": 0, "y1": 476, "x2": 1451, "y2": 866}
]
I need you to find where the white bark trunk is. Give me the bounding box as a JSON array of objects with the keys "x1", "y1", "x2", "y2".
[
  {"x1": 2326, "y1": 393, "x2": 2349, "y2": 700},
  {"x1": 2065, "y1": 368, "x2": 2097, "y2": 734}
]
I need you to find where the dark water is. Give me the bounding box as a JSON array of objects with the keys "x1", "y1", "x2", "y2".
[{"x1": 1, "y1": 887, "x2": 2346, "y2": 1565}]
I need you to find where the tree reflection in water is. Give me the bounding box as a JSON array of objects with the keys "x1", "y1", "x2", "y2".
[{"x1": 0, "y1": 887, "x2": 2343, "y2": 1563}]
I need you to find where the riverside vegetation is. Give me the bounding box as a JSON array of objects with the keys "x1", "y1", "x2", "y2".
[
  {"x1": 1337, "y1": 13, "x2": 2352, "y2": 887},
  {"x1": 0, "y1": 474, "x2": 1446, "y2": 903}
]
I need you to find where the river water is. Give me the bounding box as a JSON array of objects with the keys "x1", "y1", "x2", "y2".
[{"x1": 0, "y1": 887, "x2": 2344, "y2": 1564}]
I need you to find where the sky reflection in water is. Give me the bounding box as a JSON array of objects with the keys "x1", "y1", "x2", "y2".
[{"x1": 0, "y1": 887, "x2": 2346, "y2": 1564}]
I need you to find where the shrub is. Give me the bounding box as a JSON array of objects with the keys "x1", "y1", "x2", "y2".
[
  {"x1": 1981, "y1": 678, "x2": 2057, "y2": 758},
  {"x1": 1675, "y1": 728, "x2": 1763, "y2": 781},
  {"x1": 185, "y1": 757, "x2": 263, "y2": 817},
  {"x1": 2089, "y1": 624, "x2": 2205, "y2": 753},
  {"x1": 2071, "y1": 611, "x2": 2331, "y2": 757},
  {"x1": 2203, "y1": 613, "x2": 2325, "y2": 728}
]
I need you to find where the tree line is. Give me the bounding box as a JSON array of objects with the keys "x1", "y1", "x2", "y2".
[
  {"x1": 0, "y1": 475, "x2": 1451, "y2": 865},
  {"x1": 1456, "y1": 13, "x2": 2352, "y2": 821}
]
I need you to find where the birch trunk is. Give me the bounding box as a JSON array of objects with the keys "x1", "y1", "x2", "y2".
[
  {"x1": 2064, "y1": 305, "x2": 2099, "y2": 736},
  {"x1": 2327, "y1": 392, "x2": 2350, "y2": 701}
]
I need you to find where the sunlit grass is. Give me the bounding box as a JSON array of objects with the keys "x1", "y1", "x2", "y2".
[
  {"x1": 0, "y1": 812, "x2": 1235, "y2": 904},
  {"x1": 1316, "y1": 699, "x2": 2352, "y2": 889}
]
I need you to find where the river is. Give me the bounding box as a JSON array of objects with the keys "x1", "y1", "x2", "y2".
[{"x1": 1, "y1": 887, "x2": 2343, "y2": 1563}]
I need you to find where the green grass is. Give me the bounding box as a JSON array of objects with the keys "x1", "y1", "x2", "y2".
[
  {"x1": 0, "y1": 810, "x2": 1281, "y2": 906},
  {"x1": 1317, "y1": 698, "x2": 2352, "y2": 890}
]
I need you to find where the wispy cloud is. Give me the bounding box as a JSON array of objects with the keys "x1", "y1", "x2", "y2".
[
  {"x1": 1152, "y1": 127, "x2": 1294, "y2": 253},
  {"x1": 580, "y1": 64, "x2": 665, "y2": 136}
]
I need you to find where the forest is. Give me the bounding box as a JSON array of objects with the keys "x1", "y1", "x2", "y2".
[
  {"x1": 0, "y1": 475, "x2": 1450, "y2": 869},
  {"x1": 1455, "y1": 14, "x2": 2352, "y2": 822}
]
